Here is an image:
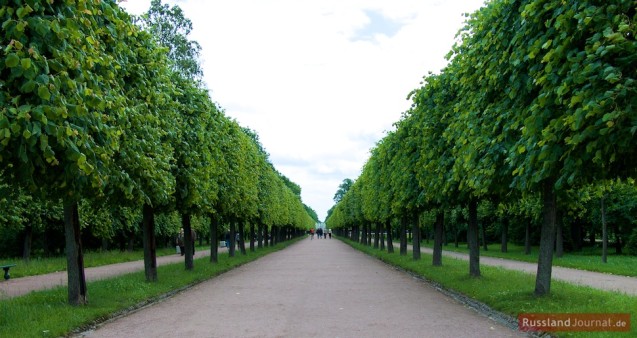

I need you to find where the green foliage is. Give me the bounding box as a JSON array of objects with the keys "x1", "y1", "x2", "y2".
[
  {"x1": 327, "y1": 0, "x2": 637, "y2": 259},
  {"x1": 0, "y1": 0, "x2": 315, "y2": 262},
  {"x1": 136, "y1": 0, "x2": 203, "y2": 81},
  {"x1": 628, "y1": 229, "x2": 637, "y2": 256},
  {"x1": 0, "y1": 0, "x2": 127, "y2": 199},
  {"x1": 333, "y1": 178, "x2": 353, "y2": 203}
]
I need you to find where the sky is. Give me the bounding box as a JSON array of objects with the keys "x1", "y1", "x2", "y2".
[{"x1": 119, "y1": 0, "x2": 487, "y2": 221}]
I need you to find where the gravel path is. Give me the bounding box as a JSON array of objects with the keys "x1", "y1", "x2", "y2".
[
  {"x1": 76, "y1": 238, "x2": 524, "y2": 338},
  {"x1": 0, "y1": 248, "x2": 220, "y2": 298},
  {"x1": 414, "y1": 245, "x2": 637, "y2": 295}
]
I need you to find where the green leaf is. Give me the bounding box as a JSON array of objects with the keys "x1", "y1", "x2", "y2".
[
  {"x1": 5, "y1": 53, "x2": 20, "y2": 68},
  {"x1": 21, "y1": 58, "x2": 32, "y2": 69},
  {"x1": 16, "y1": 5, "x2": 33, "y2": 19},
  {"x1": 37, "y1": 85, "x2": 51, "y2": 101},
  {"x1": 517, "y1": 145, "x2": 526, "y2": 154},
  {"x1": 20, "y1": 80, "x2": 37, "y2": 93}
]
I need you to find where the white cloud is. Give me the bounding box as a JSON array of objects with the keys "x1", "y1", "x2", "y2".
[{"x1": 119, "y1": 0, "x2": 486, "y2": 221}]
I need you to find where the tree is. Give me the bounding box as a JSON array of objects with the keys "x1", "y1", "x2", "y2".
[
  {"x1": 0, "y1": 0, "x2": 143, "y2": 305},
  {"x1": 106, "y1": 11, "x2": 178, "y2": 282},
  {"x1": 136, "y1": 0, "x2": 203, "y2": 82},
  {"x1": 333, "y1": 178, "x2": 353, "y2": 203}
]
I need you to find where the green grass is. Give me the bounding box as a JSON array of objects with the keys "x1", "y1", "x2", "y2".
[
  {"x1": 417, "y1": 241, "x2": 637, "y2": 277},
  {"x1": 348, "y1": 240, "x2": 636, "y2": 338},
  {"x1": 0, "y1": 245, "x2": 201, "y2": 278},
  {"x1": 0, "y1": 240, "x2": 298, "y2": 338}
]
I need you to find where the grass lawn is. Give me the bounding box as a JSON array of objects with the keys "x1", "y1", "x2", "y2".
[
  {"x1": 416, "y1": 241, "x2": 637, "y2": 277},
  {"x1": 347, "y1": 240, "x2": 636, "y2": 338},
  {"x1": 0, "y1": 240, "x2": 299, "y2": 337}
]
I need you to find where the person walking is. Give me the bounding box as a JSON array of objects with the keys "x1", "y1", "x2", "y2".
[
  {"x1": 328, "y1": 228, "x2": 332, "y2": 239},
  {"x1": 177, "y1": 229, "x2": 185, "y2": 256},
  {"x1": 310, "y1": 228, "x2": 314, "y2": 240}
]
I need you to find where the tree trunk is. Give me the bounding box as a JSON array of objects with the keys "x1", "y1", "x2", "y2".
[
  {"x1": 468, "y1": 199, "x2": 480, "y2": 277},
  {"x1": 454, "y1": 218, "x2": 459, "y2": 248},
  {"x1": 374, "y1": 223, "x2": 380, "y2": 249},
  {"x1": 385, "y1": 221, "x2": 394, "y2": 253},
  {"x1": 142, "y1": 204, "x2": 158, "y2": 282},
  {"x1": 601, "y1": 195, "x2": 608, "y2": 263},
  {"x1": 250, "y1": 221, "x2": 255, "y2": 252},
  {"x1": 264, "y1": 226, "x2": 269, "y2": 247},
  {"x1": 400, "y1": 217, "x2": 407, "y2": 256},
  {"x1": 182, "y1": 212, "x2": 194, "y2": 270},
  {"x1": 229, "y1": 220, "x2": 236, "y2": 257},
  {"x1": 433, "y1": 210, "x2": 444, "y2": 266},
  {"x1": 257, "y1": 223, "x2": 264, "y2": 249},
  {"x1": 500, "y1": 216, "x2": 508, "y2": 253},
  {"x1": 412, "y1": 213, "x2": 421, "y2": 260},
  {"x1": 524, "y1": 219, "x2": 532, "y2": 255},
  {"x1": 425, "y1": 224, "x2": 430, "y2": 245},
  {"x1": 64, "y1": 199, "x2": 87, "y2": 305},
  {"x1": 442, "y1": 216, "x2": 448, "y2": 246},
  {"x1": 534, "y1": 179, "x2": 557, "y2": 296},
  {"x1": 270, "y1": 225, "x2": 276, "y2": 246},
  {"x1": 22, "y1": 225, "x2": 32, "y2": 261},
  {"x1": 367, "y1": 224, "x2": 372, "y2": 246},
  {"x1": 238, "y1": 220, "x2": 247, "y2": 255},
  {"x1": 380, "y1": 223, "x2": 385, "y2": 251},
  {"x1": 209, "y1": 213, "x2": 219, "y2": 263}
]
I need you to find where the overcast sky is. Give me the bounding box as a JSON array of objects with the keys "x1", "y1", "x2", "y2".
[{"x1": 120, "y1": 0, "x2": 486, "y2": 221}]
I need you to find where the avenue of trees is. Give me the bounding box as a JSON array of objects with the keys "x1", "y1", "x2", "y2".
[
  {"x1": 0, "y1": 0, "x2": 316, "y2": 305},
  {"x1": 326, "y1": 0, "x2": 637, "y2": 296}
]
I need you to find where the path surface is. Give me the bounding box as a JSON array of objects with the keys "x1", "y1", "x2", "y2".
[{"x1": 77, "y1": 238, "x2": 523, "y2": 338}]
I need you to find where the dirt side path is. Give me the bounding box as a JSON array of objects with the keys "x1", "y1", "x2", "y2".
[
  {"x1": 414, "y1": 246, "x2": 637, "y2": 295},
  {"x1": 78, "y1": 239, "x2": 524, "y2": 338},
  {"x1": 0, "y1": 248, "x2": 220, "y2": 298}
]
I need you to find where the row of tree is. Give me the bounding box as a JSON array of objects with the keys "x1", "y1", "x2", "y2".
[
  {"x1": 0, "y1": 0, "x2": 316, "y2": 305},
  {"x1": 326, "y1": 0, "x2": 637, "y2": 296}
]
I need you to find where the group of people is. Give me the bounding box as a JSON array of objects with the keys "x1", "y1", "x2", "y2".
[
  {"x1": 309, "y1": 227, "x2": 331, "y2": 240},
  {"x1": 224, "y1": 232, "x2": 242, "y2": 249}
]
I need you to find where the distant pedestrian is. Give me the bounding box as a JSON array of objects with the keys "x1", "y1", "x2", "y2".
[
  {"x1": 310, "y1": 228, "x2": 314, "y2": 240},
  {"x1": 177, "y1": 228, "x2": 185, "y2": 256},
  {"x1": 328, "y1": 229, "x2": 332, "y2": 239}
]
